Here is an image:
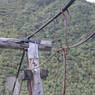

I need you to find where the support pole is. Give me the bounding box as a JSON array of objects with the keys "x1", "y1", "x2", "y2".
[{"x1": 28, "y1": 42, "x2": 44, "y2": 95}]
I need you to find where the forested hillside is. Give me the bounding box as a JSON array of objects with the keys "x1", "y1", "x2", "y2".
[{"x1": 0, "y1": 0, "x2": 95, "y2": 95}]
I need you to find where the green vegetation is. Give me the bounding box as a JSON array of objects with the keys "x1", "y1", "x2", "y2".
[{"x1": 0, "y1": 0, "x2": 95, "y2": 95}]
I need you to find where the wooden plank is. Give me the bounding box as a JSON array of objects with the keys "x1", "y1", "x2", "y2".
[
  {"x1": 28, "y1": 42, "x2": 44, "y2": 95},
  {"x1": 0, "y1": 38, "x2": 52, "y2": 51}
]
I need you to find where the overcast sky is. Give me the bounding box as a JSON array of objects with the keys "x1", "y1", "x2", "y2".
[{"x1": 86, "y1": 0, "x2": 95, "y2": 3}]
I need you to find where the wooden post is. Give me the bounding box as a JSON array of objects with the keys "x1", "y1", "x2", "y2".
[
  {"x1": 28, "y1": 42, "x2": 44, "y2": 95},
  {"x1": 3, "y1": 38, "x2": 52, "y2": 95}
]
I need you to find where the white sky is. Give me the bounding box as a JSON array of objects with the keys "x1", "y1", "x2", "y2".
[{"x1": 86, "y1": 0, "x2": 95, "y2": 3}]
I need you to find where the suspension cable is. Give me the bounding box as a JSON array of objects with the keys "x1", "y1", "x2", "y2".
[{"x1": 27, "y1": 0, "x2": 76, "y2": 39}]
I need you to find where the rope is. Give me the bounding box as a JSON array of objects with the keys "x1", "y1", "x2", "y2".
[
  {"x1": 58, "y1": 32, "x2": 95, "y2": 52},
  {"x1": 10, "y1": 50, "x2": 25, "y2": 95},
  {"x1": 27, "y1": 0, "x2": 76, "y2": 39},
  {"x1": 69, "y1": 32, "x2": 95, "y2": 48},
  {"x1": 62, "y1": 48, "x2": 68, "y2": 95},
  {"x1": 63, "y1": 11, "x2": 69, "y2": 47},
  {"x1": 62, "y1": 11, "x2": 69, "y2": 95}
]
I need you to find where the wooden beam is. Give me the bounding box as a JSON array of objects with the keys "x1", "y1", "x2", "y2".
[{"x1": 0, "y1": 38, "x2": 52, "y2": 51}]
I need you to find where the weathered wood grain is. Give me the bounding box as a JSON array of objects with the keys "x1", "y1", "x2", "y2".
[
  {"x1": 0, "y1": 38, "x2": 52, "y2": 51},
  {"x1": 28, "y1": 43, "x2": 44, "y2": 95}
]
